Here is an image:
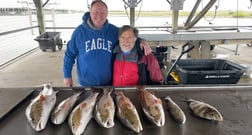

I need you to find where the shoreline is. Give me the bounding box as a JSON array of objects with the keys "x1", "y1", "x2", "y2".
[{"x1": 108, "y1": 10, "x2": 252, "y2": 18}]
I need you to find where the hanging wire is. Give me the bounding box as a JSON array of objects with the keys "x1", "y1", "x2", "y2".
[
  {"x1": 42, "y1": 0, "x2": 50, "y2": 7},
  {"x1": 166, "y1": 0, "x2": 171, "y2": 5},
  {"x1": 123, "y1": 0, "x2": 130, "y2": 19},
  {"x1": 202, "y1": 0, "x2": 220, "y2": 25},
  {"x1": 248, "y1": 1, "x2": 252, "y2": 9},
  {"x1": 123, "y1": 0, "x2": 143, "y2": 23},
  {"x1": 87, "y1": 0, "x2": 91, "y2": 10},
  {"x1": 135, "y1": 0, "x2": 143, "y2": 21}
]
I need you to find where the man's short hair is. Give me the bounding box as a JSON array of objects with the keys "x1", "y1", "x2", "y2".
[{"x1": 91, "y1": 0, "x2": 108, "y2": 9}]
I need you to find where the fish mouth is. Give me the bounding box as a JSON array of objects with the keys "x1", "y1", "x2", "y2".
[
  {"x1": 104, "y1": 119, "x2": 114, "y2": 128},
  {"x1": 134, "y1": 124, "x2": 143, "y2": 133},
  {"x1": 156, "y1": 119, "x2": 165, "y2": 127},
  {"x1": 133, "y1": 127, "x2": 142, "y2": 133},
  {"x1": 34, "y1": 121, "x2": 44, "y2": 132}
]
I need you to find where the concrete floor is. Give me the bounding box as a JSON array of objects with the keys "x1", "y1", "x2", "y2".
[
  {"x1": 0, "y1": 48, "x2": 69, "y2": 88},
  {"x1": 0, "y1": 44, "x2": 251, "y2": 88}
]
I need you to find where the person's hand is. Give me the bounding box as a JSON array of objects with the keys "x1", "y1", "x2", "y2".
[
  {"x1": 64, "y1": 78, "x2": 73, "y2": 87},
  {"x1": 140, "y1": 40, "x2": 152, "y2": 55}
]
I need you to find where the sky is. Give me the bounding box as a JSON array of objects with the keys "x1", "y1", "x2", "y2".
[{"x1": 2, "y1": 0, "x2": 252, "y2": 11}]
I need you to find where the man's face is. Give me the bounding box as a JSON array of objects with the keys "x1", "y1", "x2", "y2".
[
  {"x1": 90, "y1": 2, "x2": 108, "y2": 29},
  {"x1": 119, "y1": 30, "x2": 137, "y2": 52}
]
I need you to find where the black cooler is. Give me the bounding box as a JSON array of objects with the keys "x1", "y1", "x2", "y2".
[{"x1": 173, "y1": 59, "x2": 246, "y2": 84}]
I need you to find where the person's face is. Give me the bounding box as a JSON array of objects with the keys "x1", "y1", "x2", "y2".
[
  {"x1": 119, "y1": 30, "x2": 137, "y2": 52},
  {"x1": 90, "y1": 2, "x2": 108, "y2": 29}
]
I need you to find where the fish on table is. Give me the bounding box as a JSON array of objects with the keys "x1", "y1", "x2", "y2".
[
  {"x1": 116, "y1": 91, "x2": 143, "y2": 133},
  {"x1": 164, "y1": 96, "x2": 186, "y2": 124},
  {"x1": 68, "y1": 91, "x2": 99, "y2": 135},
  {"x1": 184, "y1": 98, "x2": 223, "y2": 122},
  {"x1": 137, "y1": 86, "x2": 165, "y2": 127},
  {"x1": 94, "y1": 87, "x2": 115, "y2": 128},
  {"x1": 51, "y1": 91, "x2": 82, "y2": 125},
  {"x1": 25, "y1": 83, "x2": 58, "y2": 132}
]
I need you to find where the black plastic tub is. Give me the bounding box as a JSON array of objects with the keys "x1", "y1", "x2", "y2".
[
  {"x1": 34, "y1": 32, "x2": 62, "y2": 52},
  {"x1": 174, "y1": 59, "x2": 246, "y2": 84}
]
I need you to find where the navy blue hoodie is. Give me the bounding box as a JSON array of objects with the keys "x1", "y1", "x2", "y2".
[{"x1": 63, "y1": 12, "x2": 119, "y2": 86}]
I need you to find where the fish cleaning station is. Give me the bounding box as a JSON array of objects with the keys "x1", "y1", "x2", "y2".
[{"x1": 1, "y1": 0, "x2": 252, "y2": 135}]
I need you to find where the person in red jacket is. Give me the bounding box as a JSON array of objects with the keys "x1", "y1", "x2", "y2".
[{"x1": 113, "y1": 25, "x2": 163, "y2": 86}]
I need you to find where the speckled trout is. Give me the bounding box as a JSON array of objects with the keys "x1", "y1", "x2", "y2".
[
  {"x1": 25, "y1": 83, "x2": 57, "y2": 131},
  {"x1": 185, "y1": 98, "x2": 223, "y2": 121},
  {"x1": 116, "y1": 92, "x2": 143, "y2": 133},
  {"x1": 137, "y1": 86, "x2": 165, "y2": 127},
  {"x1": 51, "y1": 92, "x2": 82, "y2": 125},
  {"x1": 164, "y1": 96, "x2": 186, "y2": 124},
  {"x1": 68, "y1": 92, "x2": 99, "y2": 135},
  {"x1": 94, "y1": 87, "x2": 115, "y2": 128}
]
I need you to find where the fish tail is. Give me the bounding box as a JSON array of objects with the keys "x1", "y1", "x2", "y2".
[
  {"x1": 115, "y1": 91, "x2": 124, "y2": 96},
  {"x1": 45, "y1": 83, "x2": 52, "y2": 89},
  {"x1": 72, "y1": 87, "x2": 85, "y2": 95},
  {"x1": 178, "y1": 96, "x2": 194, "y2": 104},
  {"x1": 115, "y1": 91, "x2": 124, "y2": 97},
  {"x1": 35, "y1": 82, "x2": 52, "y2": 88},
  {"x1": 103, "y1": 87, "x2": 114, "y2": 95},
  {"x1": 136, "y1": 85, "x2": 145, "y2": 92},
  {"x1": 73, "y1": 91, "x2": 83, "y2": 99},
  {"x1": 90, "y1": 87, "x2": 104, "y2": 95},
  {"x1": 164, "y1": 96, "x2": 171, "y2": 101}
]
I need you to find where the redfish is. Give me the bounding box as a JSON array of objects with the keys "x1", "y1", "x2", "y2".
[
  {"x1": 51, "y1": 91, "x2": 82, "y2": 125},
  {"x1": 94, "y1": 87, "x2": 115, "y2": 128},
  {"x1": 68, "y1": 92, "x2": 99, "y2": 135},
  {"x1": 116, "y1": 92, "x2": 143, "y2": 133},
  {"x1": 137, "y1": 86, "x2": 165, "y2": 127},
  {"x1": 25, "y1": 83, "x2": 57, "y2": 131}
]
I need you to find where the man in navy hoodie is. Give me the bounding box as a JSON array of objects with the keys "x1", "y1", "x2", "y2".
[{"x1": 63, "y1": 0, "x2": 150, "y2": 86}]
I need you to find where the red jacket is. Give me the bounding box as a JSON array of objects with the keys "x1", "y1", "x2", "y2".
[{"x1": 113, "y1": 44, "x2": 163, "y2": 86}]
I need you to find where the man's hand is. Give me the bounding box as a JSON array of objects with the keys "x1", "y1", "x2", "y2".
[
  {"x1": 140, "y1": 40, "x2": 152, "y2": 55},
  {"x1": 64, "y1": 78, "x2": 73, "y2": 87}
]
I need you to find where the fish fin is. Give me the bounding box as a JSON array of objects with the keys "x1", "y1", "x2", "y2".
[
  {"x1": 39, "y1": 95, "x2": 46, "y2": 101},
  {"x1": 81, "y1": 102, "x2": 87, "y2": 109}
]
